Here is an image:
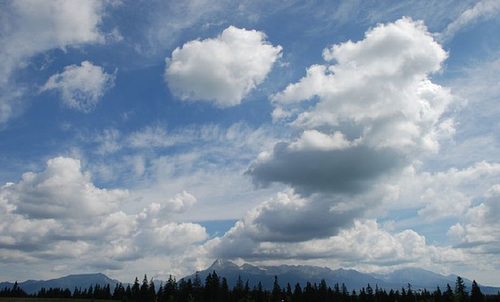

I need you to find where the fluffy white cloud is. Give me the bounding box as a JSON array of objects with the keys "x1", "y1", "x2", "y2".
[
  {"x1": 208, "y1": 217, "x2": 464, "y2": 272},
  {"x1": 274, "y1": 17, "x2": 450, "y2": 152},
  {"x1": 165, "y1": 26, "x2": 282, "y2": 107},
  {"x1": 0, "y1": 0, "x2": 105, "y2": 84},
  {"x1": 41, "y1": 61, "x2": 116, "y2": 112},
  {"x1": 380, "y1": 162, "x2": 500, "y2": 222},
  {"x1": 4, "y1": 157, "x2": 127, "y2": 219},
  {"x1": 0, "y1": 157, "x2": 208, "y2": 274},
  {"x1": 167, "y1": 191, "x2": 197, "y2": 213},
  {"x1": 449, "y1": 184, "x2": 500, "y2": 253},
  {"x1": 250, "y1": 18, "x2": 453, "y2": 197},
  {"x1": 0, "y1": 0, "x2": 107, "y2": 123}
]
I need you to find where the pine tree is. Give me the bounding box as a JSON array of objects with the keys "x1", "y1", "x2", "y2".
[
  {"x1": 164, "y1": 275, "x2": 178, "y2": 302},
  {"x1": 341, "y1": 283, "x2": 350, "y2": 302},
  {"x1": 433, "y1": 286, "x2": 442, "y2": 302},
  {"x1": 221, "y1": 277, "x2": 230, "y2": 302},
  {"x1": 285, "y1": 283, "x2": 293, "y2": 302},
  {"x1": 148, "y1": 278, "x2": 156, "y2": 302},
  {"x1": 234, "y1": 275, "x2": 244, "y2": 302},
  {"x1": 318, "y1": 280, "x2": 328, "y2": 302},
  {"x1": 205, "y1": 272, "x2": 220, "y2": 302},
  {"x1": 140, "y1": 274, "x2": 150, "y2": 302},
  {"x1": 470, "y1": 280, "x2": 484, "y2": 302},
  {"x1": 443, "y1": 284, "x2": 454, "y2": 302},
  {"x1": 254, "y1": 281, "x2": 265, "y2": 302},
  {"x1": 455, "y1": 276, "x2": 468, "y2": 302},
  {"x1": 272, "y1": 276, "x2": 282, "y2": 302},
  {"x1": 132, "y1": 277, "x2": 141, "y2": 301},
  {"x1": 126, "y1": 284, "x2": 132, "y2": 301},
  {"x1": 292, "y1": 283, "x2": 303, "y2": 302}
]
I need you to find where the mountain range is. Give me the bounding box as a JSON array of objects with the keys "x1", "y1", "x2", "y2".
[
  {"x1": 183, "y1": 260, "x2": 500, "y2": 294},
  {"x1": 2, "y1": 260, "x2": 499, "y2": 295},
  {"x1": 0, "y1": 273, "x2": 120, "y2": 295}
]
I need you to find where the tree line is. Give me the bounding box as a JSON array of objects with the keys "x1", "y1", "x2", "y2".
[{"x1": 1, "y1": 273, "x2": 499, "y2": 302}]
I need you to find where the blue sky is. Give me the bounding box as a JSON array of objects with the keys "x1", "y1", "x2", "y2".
[{"x1": 1, "y1": 0, "x2": 500, "y2": 287}]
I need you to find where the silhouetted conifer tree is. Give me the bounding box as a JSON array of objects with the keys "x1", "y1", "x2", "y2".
[
  {"x1": 132, "y1": 277, "x2": 141, "y2": 301},
  {"x1": 471, "y1": 280, "x2": 484, "y2": 302},
  {"x1": 455, "y1": 277, "x2": 468, "y2": 302},
  {"x1": 204, "y1": 272, "x2": 220, "y2": 302},
  {"x1": 272, "y1": 276, "x2": 282, "y2": 302},
  {"x1": 164, "y1": 275, "x2": 178, "y2": 302},
  {"x1": 193, "y1": 273, "x2": 204, "y2": 302},
  {"x1": 233, "y1": 275, "x2": 244, "y2": 302}
]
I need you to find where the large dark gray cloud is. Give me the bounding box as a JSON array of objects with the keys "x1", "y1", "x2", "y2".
[
  {"x1": 251, "y1": 191, "x2": 365, "y2": 242},
  {"x1": 248, "y1": 143, "x2": 407, "y2": 196}
]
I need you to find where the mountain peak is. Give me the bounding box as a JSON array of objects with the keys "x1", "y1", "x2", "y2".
[{"x1": 208, "y1": 259, "x2": 239, "y2": 270}]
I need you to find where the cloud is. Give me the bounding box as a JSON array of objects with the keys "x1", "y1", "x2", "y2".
[
  {"x1": 126, "y1": 125, "x2": 194, "y2": 149},
  {"x1": 378, "y1": 161, "x2": 500, "y2": 223},
  {"x1": 249, "y1": 143, "x2": 406, "y2": 196},
  {"x1": 233, "y1": 189, "x2": 364, "y2": 243},
  {"x1": 214, "y1": 17, "x2": 469, "y2": 261},
  {"x1": 121, "y1": 122, "x2": 283, "y2": 221},
  {"x1": 250, "y1": 17, "x2": 452, "y2": 196},
  {"x1": 440, "y1": 0, "x2": 500, "y2": 42},
  {"x1": 455, "y1": 55, "x2": 500, "y2": 106},
  {"x1": 208, "y1": 217, "x2": 464, "y2": 271},
  {"x1": 4, "y1": 157, "x2": 127, "y2": 219},
  {"x1": 206, "y1": 184, "x2": 401, "y2": 261},
  {"x1": 0, "y1": 87, "x2": 26, "y2": 126},
  {"x1": 0, "y1": 157, "x2": 208, "y2": 273},
  {"x1": 94, "y1": 128, "x2": 122, "y2": 155},
  {"x1": 41, "y1": 61, "x2": 116, "y2": 112},
  {"x1": 0, "y1": 0, "x2": 107, "y2": 124},
  {"x1": 165, "y1": 26, "x2": 282, "y2": 107},
  {"x1": 449, "y1": 184, "x2": 500, "y2": 253},
  {"x1": 0, "y1": 0, "x2": 105, "y2": 84},
  {"x1": 167, "y1": 191, "x2": 197, "y2": 213}
]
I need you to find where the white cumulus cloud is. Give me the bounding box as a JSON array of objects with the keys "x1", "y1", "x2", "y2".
[
  {"x1": 449, "y1": 184, "x2": 500, "y2": 253},
  {"x1": 0, "y1": 0, "x2": 105, "y2": 84},
  {"x1": 250, "y1": 17, "x2": 453, "y2": 196},
  {"x1": 0, "y1": 157, "x2": 208, "y2": 274},
  {"x1": 4, "y1": 157, "x2": 127, "y2": 219},
  {"x1": 42, "y1": 61, "x2": 116, "y2": 112},
  {"x1": 207, "y1": 218, "x2": 464, "y2": 272},
  {"x1": 165, "y1": 26, "x2": 282, "y2": 107},
  {"x1": 0, "y1": 0, "x2": 108, "y2": 123}
]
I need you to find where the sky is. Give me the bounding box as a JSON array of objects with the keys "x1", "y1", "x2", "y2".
[{"x1": 1, "y1": 0, "x2": 500, "y2": 287}]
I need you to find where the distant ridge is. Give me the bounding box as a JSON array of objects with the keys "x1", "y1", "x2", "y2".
[
  {"x1": 0, "y1": 273, "x2": 120, "y2": 295},
  {"x1": 2, "y1": 262, "x2": 499, "y2": 296},
  {"x1": 181, "y1": 259, "x2": 500, "y2": 295}
]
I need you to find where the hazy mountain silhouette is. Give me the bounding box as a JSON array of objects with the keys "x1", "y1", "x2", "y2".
[
  {"x1": 182, "y1": 259, "x2": 500, "y2": 294},
  {"x1": 2, "y1": 261, "x2": 500, "y2": 295},
  {"x1": 0, "y1": 273, "x2": 119, "y2": 295}
]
